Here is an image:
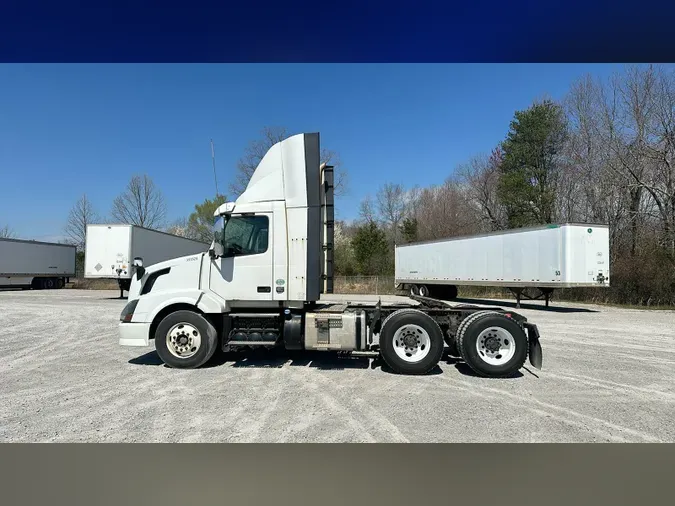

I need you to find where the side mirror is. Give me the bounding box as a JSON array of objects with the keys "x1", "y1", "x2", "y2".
[
  {"x1": 209, "y1": 241, "x2": 224, "y2": 259},
  {"x1": 133, "y1": 257, "x2": 145, "y2": 280},
  {"x1": 210, "y1": 216, "x2": 226, "y2": 259}
]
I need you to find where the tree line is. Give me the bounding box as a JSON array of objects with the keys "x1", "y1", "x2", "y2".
[{"x1": 335, "y1": 65, "x2": 675, "y2": 305}]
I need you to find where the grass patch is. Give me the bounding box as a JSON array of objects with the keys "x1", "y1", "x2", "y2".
[{"x1": 68, "y1": 278, "x2": 118, "y2": 290}]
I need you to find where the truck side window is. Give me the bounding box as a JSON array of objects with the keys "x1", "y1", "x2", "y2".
[{"x1": 222, "y1": 215, "x2": 269, "y2": 256}]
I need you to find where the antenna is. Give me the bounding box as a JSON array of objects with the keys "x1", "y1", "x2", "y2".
[{"x1": 210, "y1": 139, "x2": 220, "y2": 197}]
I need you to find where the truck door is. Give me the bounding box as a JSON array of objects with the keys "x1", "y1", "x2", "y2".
[{"x1": 209, "y1": 213, "x2": 274, "y2": 301}]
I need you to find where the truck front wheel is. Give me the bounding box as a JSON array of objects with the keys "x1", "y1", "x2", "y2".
[
  {"x1": 456, "y1": 313, "x2": 527, "y2": 378},
  {"x1": 379, "y1": 309, "x2": 445, "y2": 375},
  {"x1": 155, "y1": 310, "x2": 218, "y2": 369}
]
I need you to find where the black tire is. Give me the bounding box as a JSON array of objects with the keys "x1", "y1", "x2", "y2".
[
  {"x1": 457, "y1": 313, "x2": 527, "y2": 378},
  {"x1": 379, "y1": 309, "x2": 445, "y2": 375},
  {"x1": 57, "y1": 278, "x2": 65, "y2": 289},
  {"x1": 418, "y1": 284, "x2": 430, "y2": 297},
  {"x1": 447, "y1": 310, "x2": 497, "y2": 357},
  {"x1": 155, "y1": 310, "x2": 218, "y2": 369},
  {"x1": 409, "y1": 285, "x2": 420, "y2": 297},
  {"x1": 42, "y1": 278, "x2": 55, "y2": 290}
]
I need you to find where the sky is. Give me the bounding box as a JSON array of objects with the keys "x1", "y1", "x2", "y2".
[{"x1": 0, "y1": 63, "x2": 662, "y2": 241}]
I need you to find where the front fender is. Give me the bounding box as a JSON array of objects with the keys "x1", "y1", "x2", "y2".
[{"x1": 132, "y1": 289, "x2": 227, "y2": 324}]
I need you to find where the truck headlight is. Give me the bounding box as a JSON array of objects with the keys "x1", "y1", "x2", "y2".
[{"x1": 120, "y1": 299, "x2": 139, "y2": 322}]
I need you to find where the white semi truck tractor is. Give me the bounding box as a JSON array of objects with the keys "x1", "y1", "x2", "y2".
[{"x1": 118, "y1": 133, "x2": 543, "y2": 377}]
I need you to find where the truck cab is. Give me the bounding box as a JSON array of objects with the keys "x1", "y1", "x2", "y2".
[{"x1": 119, "y1": 133, "x2": 542, "y2": 377}]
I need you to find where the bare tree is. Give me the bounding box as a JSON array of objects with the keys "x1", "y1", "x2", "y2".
[
  {"x1": 456, "y1": 149, "x2": 507, "y2": 232},
  {"x1": 165, "y1": 217, "x2": 190, "y2": 238},
  {"x1": 229, "y1": 126, "x2": 349, "y2": 198},
  {"x1": 111, "y1": 174, "x2": 167, "y2": 229},
  {"x1": 376, "y1": 183, "x2": 407, "y2": 244},
  {"x1": 642, "y1": 66, "x2": 675, "y2": 256},
  {"x1": 358, "y1": 195, "x2": 378, "y2": 225},
  {"x1": 564, "y1": 64, "x2": 675, "y2": 264},
  {"x1": 409, "y1": 179, "x2": 481, "y2": 242},
  {"x1": 0, "y1": 225, "x2": 16, "y2": 238},
  {"x1": 564, "y1": 73, "x2": 628, "y2": 251},
  {"x1": 64, "y1": 194, "x2": 99, "y2": 250}
]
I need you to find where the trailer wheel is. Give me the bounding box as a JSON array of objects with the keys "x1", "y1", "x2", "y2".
[
  {"x1": 57, "y1": 278, "x2": 65, "y2": 289},
  {"x1": 155, "y1": 310, "x2": 218, "y2": 369},
  {"x1": 42, "y1": 278, "x2": 55, "y2": 290},
  {"x1": 457, "y1": 313, "x2": 527, "y2": 378},
  {"x1": 418, "y1": 285, "x2": 430, "y2": 297},
  {"x1": 409, "y1": 285, "x2": 420, "y2": 297},
  {"x1": 379, "y1": 309, "x2": 445, "y2": 375}
]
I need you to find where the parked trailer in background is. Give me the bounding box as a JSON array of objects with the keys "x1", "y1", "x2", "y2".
[
  {"x1": 395, "y1": 223, "x2": 610, "y2": 307},
  {"x1": 84, "y1": 224, "x2": 210, "y2": 298},
  {"x1": 0, "y1": 238, "x2": 76, "y2": 290}
]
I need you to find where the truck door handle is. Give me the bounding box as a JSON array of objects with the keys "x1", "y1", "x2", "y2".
[{"x1": 257, "y1": 286, "x2": 271, "y2": 293}]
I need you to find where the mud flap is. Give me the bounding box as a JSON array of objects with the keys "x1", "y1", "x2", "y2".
[{"x1": 524, "y1": 323, "x2": 543, "y2": 370}]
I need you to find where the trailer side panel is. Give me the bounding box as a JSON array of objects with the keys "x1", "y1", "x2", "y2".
[
  {"x1": 0, "y1": 238, "x2": 76, "y2": 277},
  {"x1": 395, "y1": 224, "x2": 609, "y2": 288}
]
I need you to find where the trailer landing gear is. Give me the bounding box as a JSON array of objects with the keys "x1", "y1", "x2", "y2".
[
  {"x1": 117, "y1": 279, "x2": 131, "y2": 299},
  {"x1": 508, "y1": 288, "x2": 555, "y2": 309}
]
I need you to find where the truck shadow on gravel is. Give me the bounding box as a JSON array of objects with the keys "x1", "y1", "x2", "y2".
[
  {"x1": 129, "y1": 349, "x2": 534, "y2": 379},
  {"x1": 454, "y1": 297, "x2": 599, "y2": 313},
  {"x1": 129, "y1": 349, "x2": 446, "y2": 375},
  {"x1": 128, "y1": 349, "x2": 484, "y2": 376},
  {"x1": 443, "y1": 354, "x2": 526, "y2": 379}
]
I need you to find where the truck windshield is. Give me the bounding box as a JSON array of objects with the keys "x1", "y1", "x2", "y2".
[{"x1": 221, "y1": 215, "x2": 269, "y2": 257}]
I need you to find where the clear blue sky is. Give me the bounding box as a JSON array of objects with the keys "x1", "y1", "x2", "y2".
[{"x1": 0, "y1": 63, "x2": 658, "y2": 241}]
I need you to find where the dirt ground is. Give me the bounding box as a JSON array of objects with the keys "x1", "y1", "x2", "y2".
[{"x1": 1, "y1": 289, "x2": 673, "y2": 442}]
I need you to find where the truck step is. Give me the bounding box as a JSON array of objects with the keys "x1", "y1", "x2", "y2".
[{"x1": 227, "y1": 341, "x2": 279, "y2": 347}]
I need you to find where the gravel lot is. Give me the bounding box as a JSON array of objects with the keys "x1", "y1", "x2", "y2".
[{"x1": 1, "y1": 289, "x2": 674, "y2": 442}]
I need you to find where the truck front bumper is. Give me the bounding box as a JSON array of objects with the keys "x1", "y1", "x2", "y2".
[{"x1": 119, "y1": 322, "x2": 151, "y2": 347}]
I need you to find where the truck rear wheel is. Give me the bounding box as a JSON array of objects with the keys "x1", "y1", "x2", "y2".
[
  {"x1": 456, "y1": 313, "x2": 527, "y2": 378},
  {"x1": 447, "y1": 310, "x2": 496, "y2": 357},
  {"x1": 155, "y1": 310, "x2": 218, "y2": 369},
  {"x1": 42, "y1": 278, "x2": 55, "y2": 290},
  {"x1": 379, "y1": 309, "x2": 445, "y2": 375}
]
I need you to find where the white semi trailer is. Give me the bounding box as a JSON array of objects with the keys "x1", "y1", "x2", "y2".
[
  {"x1": 84, "y1": 224, "x2": 210, "y2": 298},
  {"x1": 395, "y1": 224, "x2": 610, "y2": 307},
  {"x1": 117, "y1": 133, "x2": 544, "y2": 377},
  {"x1": 0, "y1": 238, "x2": 76, "y2": 290}
]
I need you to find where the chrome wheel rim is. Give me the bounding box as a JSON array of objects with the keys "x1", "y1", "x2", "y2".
[
  {"x1": 475, "y1": 327, "x2": 516, "y2": 366},
  {"x1": 393, "y1": 324, "x2": 431, "y2": 363},
  {"x1": 166, "y1": 322, "x2": 202, "y2": 359}
]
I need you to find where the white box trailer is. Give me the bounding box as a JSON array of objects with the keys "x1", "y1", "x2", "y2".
[
  {"x1": 395, "y1": 223, "x2": 610, "y2": 307},
  {"x1": 0, "y1": 238, "x2": 76, "y2": 290},
  {"x1": 85, "y1": 224, "x2": 210, "y2": 297}
]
